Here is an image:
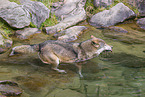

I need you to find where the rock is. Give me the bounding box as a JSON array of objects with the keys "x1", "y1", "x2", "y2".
[
  {"x1": 0, "y1": 0, "x2": 31, "y2": 28},
  {"x1": 127, "y1": 0, "x2": 145, "y2": 16},
  {"x1": 51, "y1": 0, "x2": 86, "y2": 20},
  {"x1": 55, "y1": 26, "x2": 87, "y2": 42},
  {"x1": 21, "y1": 0, "x2": 50, "y2": 28},
  {"x1": 0, "y1": 30, "x2": 13, "y2": 54},
  {"x1": 93, "y1": 0, "x2": 113, "y2": 8},
  {"x1": 47, "y1": 89, "x2": 85, "y2": 97},
  {"x1": 108, "y1": 26, "x2": 128, "y2": 33},
  {"x1": 90, "y1": 3, "x2": 136, "y2": 28},
  {"x1": 0, "y1": 80, "x2": 22, "y2": 96},
  {"x1": 15, "y1": 28, "x2": 41, "y2": 40},
  {"x1": 43, "y1": 0, "x2": 86, "y2": 34},
  {"x1": 136, "y1": 18, "x2": 145, "y2": 30}
]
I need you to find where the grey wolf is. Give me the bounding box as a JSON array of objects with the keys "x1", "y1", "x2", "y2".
[{"x1": 10, "y1": 35, "x2": 112, "y2": 77}]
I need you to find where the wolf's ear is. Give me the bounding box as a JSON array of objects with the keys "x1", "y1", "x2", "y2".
[{"x1": 91, "y1": 35, "x2": 95, "y2": 39}]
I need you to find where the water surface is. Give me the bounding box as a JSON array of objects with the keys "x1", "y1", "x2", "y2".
[{"x1": 0, "y1": 21, "x2": 145, "y2": 97}]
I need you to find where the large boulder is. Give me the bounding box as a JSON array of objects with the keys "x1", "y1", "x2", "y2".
[
  {"x1": 51, "y1": 0, "x2": 86, "y2": 20},
  {"x1": 137, "y1": 18, "x2": 145, "y2": 30},
  {"x1": 0, "y1": 30, "x2": 13, "y2": 54},
  {"x1": 20, "y1": 0, "x2": 50, "y2": 28},
  {"x1": 90, "y1": 3, "x2": 136, "y2": 28},
  {"x1": 0, "y1": 0, "x2": 31, "y2": 28},
  {"x1": 15, "y1": 28, "x2": 41, "y2": 40},
  {"x1": 43, "y1": 0, "x2": 86, "y2": 34},
  {"x1": 93, "y1": 0, "x2": 113, "y2": 8},
  {"x1": 55, "y1": 26, "x2": 88, "y2": 42}
]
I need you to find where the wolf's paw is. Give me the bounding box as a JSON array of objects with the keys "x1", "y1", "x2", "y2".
[
  {"x1": 58, "y1": 70, "x2": 67, "y2": 73},
  {"x1": 52, "y1": 68, "x2": 67, "y2": 73}
]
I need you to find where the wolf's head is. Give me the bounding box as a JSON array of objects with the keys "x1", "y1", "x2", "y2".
[{"x1": 91, "y1": 35, "x2": 113, "y2": 56}]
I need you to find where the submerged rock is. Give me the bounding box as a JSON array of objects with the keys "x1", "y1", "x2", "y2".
[
  {"x1": 0, "y1": 30, "x2": 13, "y2": 54},
  {"x1": 0, "y1": 0, "x2": 31, "y2": 28},
  {"x1": 15, "y1": 28, "x2": 41, "y2": 40},
  {"x1": 136, "y1": 18, "x2": 145, "y2": 30},
  {"x1": 90, "y1": 3, "x2": 136, "y2": 28},
  {"x1": 21, "y1": 0, "x2": 50, "y2": 28},
  {"x1": 44, "y1": 0, "x2": 86, "y2": 34},
  {"x1": 0, "y1": 80, "x2": 22, "y2": 96},
  {"x1": 93, "y1": 0, "x2": 113, "y2": 8},
  {"x1": 55, "y1": 26, "x2": 88, "y2": 42},
  {"x1": 108, "y1": 26, "x2": 128, "y2": 33}
]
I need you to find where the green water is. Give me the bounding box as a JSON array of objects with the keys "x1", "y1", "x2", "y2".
[{"x1": 0, "y1": 21, "x2": 145, "y2": 97}]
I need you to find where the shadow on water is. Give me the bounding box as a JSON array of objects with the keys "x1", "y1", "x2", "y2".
[{"x1": 105, "y1": 53, "x2": 145, "y2": 68}]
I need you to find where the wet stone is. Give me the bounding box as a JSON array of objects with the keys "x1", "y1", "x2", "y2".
[
  {"x1": 108, "y1": 26, "x2": 128, "y2": 33},
  {"x1": 15, "y1": 28, "x2": 41, "y2": 40},
  {"x1": 55, "y1": 26, "x2": 88, "y2": 42},
  {"x1": 0, "y1": 80, "x2": 22, "y2": 96}
]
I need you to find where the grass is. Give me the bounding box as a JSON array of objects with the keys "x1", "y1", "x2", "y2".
[{"x1": 0, "y1": 19, "x2": 13, "y2": 38}]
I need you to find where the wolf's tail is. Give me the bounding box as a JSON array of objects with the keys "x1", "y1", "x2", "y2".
[{"x1": 9, "y1": 44, "x2": 40, "y2": 56}]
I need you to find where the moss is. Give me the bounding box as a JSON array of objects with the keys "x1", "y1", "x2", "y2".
[
  {"x1": 0, "y1": 19, "x2": 13, "y2": 37},
  {"x1": 9, "y1": 0, "x2": 20, "y2": 4},
  {"x1": 40, "y1": 14, "x2": 58, "y2": 28}
]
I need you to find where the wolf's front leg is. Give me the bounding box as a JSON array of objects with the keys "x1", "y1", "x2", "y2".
[{"x1": 75, "y1": 63, "x2": 83, "y2": 77}]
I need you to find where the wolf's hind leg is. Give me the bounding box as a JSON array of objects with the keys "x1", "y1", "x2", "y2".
[
  {"x1": 39, "y1": 52, "x2": 67, "y2": 73},
  {"x1": 51, "y1": 58, "x2": 67, "y2": 73}
]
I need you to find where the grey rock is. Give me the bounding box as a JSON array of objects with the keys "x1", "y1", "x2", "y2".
[
  {"x1": 0, "y1": 31, "x2": 13, "y2": 54},
  {"x1": 44, "y1": 0, "x2": 86, "y2": 34},
  {"x1": 90, "y1": 3, "x2": 136, "y2": 28},
  {"x1": 0, "y1": 0, "x2": 31, "y2": 28},
  {"x1": 0, "y1": 80, "x2": 22, "y2": 96},
  {"x1": 127, "y1": 0, "x2": 145, "y2": 16},
  {"x1": 52, "y1": 0, "x2": 86, "y2": 20},
  {"x1": 21, "y1": 0, "x2": 50, "y2": 28},
  {"x1": 15, "y1": 28, "x2": 41, "y2": 40},
  {"x1": 93, "y1": 0, "x2": 113, "y2": 8},
  {"x1": 137, "y1": 18, "x2": 145, "y2": 30},
  {"x1": 56, "y1": 26, "x2": 88, "y2": 42}
]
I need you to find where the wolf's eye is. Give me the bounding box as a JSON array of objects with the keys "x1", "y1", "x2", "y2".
[{"x1": 92, "y1": 41, "x2": 96, "y2": 45}]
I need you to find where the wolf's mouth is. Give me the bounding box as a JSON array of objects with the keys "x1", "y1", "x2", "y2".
[{"x1": 104, "y1": 50, "x2": 112, "y2": 52}]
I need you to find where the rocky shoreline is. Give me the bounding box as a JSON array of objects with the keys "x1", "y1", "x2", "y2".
[{"x1": 0, "y1": 0, "x2": 145, "y2": 54}]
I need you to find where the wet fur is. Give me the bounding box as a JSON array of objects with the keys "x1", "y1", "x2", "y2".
[{"x1": 10, "y1": 36, "x2": 112, "y2": 77}]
